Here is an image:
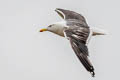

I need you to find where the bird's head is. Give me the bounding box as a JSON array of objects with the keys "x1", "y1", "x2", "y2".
[
  {"x1": 40, "y1": 24, "x2": 59, "y2": 33},
  {"x1": 40, "y1": 22, "x2": 66, "y2": 37}
]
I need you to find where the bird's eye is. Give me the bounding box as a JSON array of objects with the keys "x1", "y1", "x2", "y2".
[{"x1": 48, "y1": 25, "x2": 52, "y2": 27}]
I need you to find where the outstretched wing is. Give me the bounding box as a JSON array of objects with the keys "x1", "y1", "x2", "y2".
[
  {"x1": 64, "y1": 27, "x2": 95, "y2": 77},
  {"x1": 55, "y1": 8, "x2": 87, "y2": 24},
  {"x1": 55, "y1": 8, "x2": 95, "y2": 76}
]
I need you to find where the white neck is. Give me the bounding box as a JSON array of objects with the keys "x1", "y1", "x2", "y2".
[{"x1": 52, "y1": 21, "x2": 68, "y2": 37}]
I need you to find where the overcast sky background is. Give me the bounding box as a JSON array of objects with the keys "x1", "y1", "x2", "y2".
[{"x1": 0, "y1": 0, "x2": 120, "y2": 80}]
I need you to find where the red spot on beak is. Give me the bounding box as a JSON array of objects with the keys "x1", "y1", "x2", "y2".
[
  {"x1": 40, "y1": 29, "x2": 43, "y2": 32},
  {"x1": 39, "y1": 28, "x2": 47, "y2": 32}
]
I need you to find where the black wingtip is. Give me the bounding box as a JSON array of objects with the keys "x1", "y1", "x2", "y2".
[
  {"x1": 55, "y1": 8, "x2": 61, "y2": 11},
  {"x1": 55, "y1": 8, "x2": 60, "y2": 12},
  {"x1": 90, "y1": 71, "x2": 95, "y2": 77},
  {"x1": 55, "y1": 8, "x2": 66, "y2": 12}
]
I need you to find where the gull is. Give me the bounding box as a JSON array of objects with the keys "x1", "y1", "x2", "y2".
[{"x1": 40, "y1": 8, "x2": 107, "y2": 77}]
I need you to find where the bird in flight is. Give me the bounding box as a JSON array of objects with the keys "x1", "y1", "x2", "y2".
[{"x1": 40, "y1": 8, "x2": 107, "y2": 77}]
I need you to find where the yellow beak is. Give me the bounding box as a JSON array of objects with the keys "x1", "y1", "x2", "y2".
[{"x1": 40, "y1": 28, "x2": 47, "y2": 32}]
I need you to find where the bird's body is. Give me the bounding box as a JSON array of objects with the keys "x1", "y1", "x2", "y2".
[
  {"x1": 40, "y1": 8, "x2": 107, "y2": 77},
  {"x1": 49, "y1": 20, "x2": 104, "y2": 44}
]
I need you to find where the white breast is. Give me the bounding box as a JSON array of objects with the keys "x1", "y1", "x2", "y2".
[{"x1": 52, "y1": 21, "x2": 69, "y2": 37}]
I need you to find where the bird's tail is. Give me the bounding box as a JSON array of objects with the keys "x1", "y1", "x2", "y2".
[{"x1": 90, "y1": 27, "x2": 108, "y2": 36}]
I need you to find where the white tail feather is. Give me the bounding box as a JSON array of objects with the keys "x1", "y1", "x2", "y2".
[{"x1": 90, "y1": 27, "x2": 108, "y2": 36}]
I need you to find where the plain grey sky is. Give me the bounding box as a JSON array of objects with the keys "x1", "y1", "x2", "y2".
[{"x1": 0, "y1": 0, "x2": 120, "y2": 80}]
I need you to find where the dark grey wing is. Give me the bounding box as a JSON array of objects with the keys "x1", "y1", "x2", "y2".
[
  {"x1": 64, "y1": 28, "x2": 95, "y2": 77},
  {"x1": 55, "y1": 8, "x2": 87, "y2": 24}
]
